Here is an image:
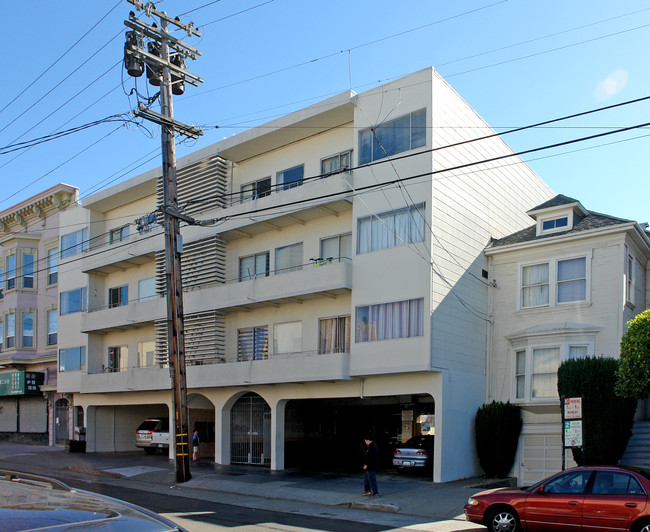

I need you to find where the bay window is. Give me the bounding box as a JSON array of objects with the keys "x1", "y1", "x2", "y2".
[
  {"x1": 6, "y1": 256, "x2": 16, "y2": 291},
  {"x1": 5, "y1": 314, "x2": 15, "y2": 348},
  {"x1": 22, "y1": 253, "x2": 34, "y2": 289}
]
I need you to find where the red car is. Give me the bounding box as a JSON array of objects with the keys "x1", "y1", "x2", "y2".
[{"x1": 464, "y1": 465, "x2": 650, "y2": 532}]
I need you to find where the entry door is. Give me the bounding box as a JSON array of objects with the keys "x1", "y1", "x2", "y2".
[
  {"x1": 231, "y1": 395, "x2": 271, "y2": 465},
  {"x1": 55, "y1": 399, "x2": 69, "y2": 444}
]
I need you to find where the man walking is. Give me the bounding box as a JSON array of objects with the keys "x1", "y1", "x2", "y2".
[{"x1": 362, "y1": 435, "x2": 380, "y2": 497}]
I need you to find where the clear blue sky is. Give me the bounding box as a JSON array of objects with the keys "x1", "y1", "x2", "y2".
[{"x1": 2, "y1": 0, "x2": 649, "y2": 225}]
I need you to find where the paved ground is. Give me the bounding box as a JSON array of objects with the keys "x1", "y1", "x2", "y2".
[{"x1": 0, "y1": 443, "x2": 504, "y2": 531}]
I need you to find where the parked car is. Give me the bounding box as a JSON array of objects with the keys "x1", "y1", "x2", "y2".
[
  {"x1": 0, "y1": 469, "x2": 186, "y2": 531},
  {"x1": 392, "y1": 435, "x2": 434, "y2": 470},
  {"x1": 464, "y1": 465, "x2": 650, "y2": 532},
  {"x1": 135, "y1": 417, "x2": 170, "y2": 454}
]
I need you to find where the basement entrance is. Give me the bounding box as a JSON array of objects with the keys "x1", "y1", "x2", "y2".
[{"x1": 230, "y1": 393, "x2": 271, "y2": 466}]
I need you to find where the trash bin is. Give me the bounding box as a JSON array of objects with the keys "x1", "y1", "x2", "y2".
[{"x1": 65, "y1": 439, "x2": 86, "y2": 452}]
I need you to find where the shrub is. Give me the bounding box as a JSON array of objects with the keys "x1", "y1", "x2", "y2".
[
  {"x1": 475, "y1": 401, "x2": 522, "y2": 478},
  {"x1": 558, "y1": 356, "x2": 636, "y2": 465},
  {"x1": 616, "y1": 309, "x2": 650, "y2": 400}
]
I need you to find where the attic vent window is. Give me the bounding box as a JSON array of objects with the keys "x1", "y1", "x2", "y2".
[{"x1": 542, "y1": 217, "x2": 568, "y2": 231}]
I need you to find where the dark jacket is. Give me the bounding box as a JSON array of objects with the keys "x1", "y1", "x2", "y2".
[{"x1": 363, "y1": 441, "x2": 379, "y2": 472}]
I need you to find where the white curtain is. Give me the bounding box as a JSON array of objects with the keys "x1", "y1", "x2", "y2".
[
  {"x1": 557, "y1": 257, "x2": 586, "y2": 303},
  {"x1": 356, "y1": 299, "x2": 423, "y2": 342},
  {"x1": 521, "y1": 263, "x2": 549, "y2": 307},
  {"x1": 532, "y1": 347, "x2": 559, "y2": 397},
  {"x1": 275, "y1": 244, "x2": 303, "y2": 274}
]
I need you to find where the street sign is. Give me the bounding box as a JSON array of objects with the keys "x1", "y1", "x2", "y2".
[
  {"x1": 564, "y1": 420, "x2": 583, "y2": 447},
  {"x1": 563, "y1": 397, "x2": 582, "y2": 419}
]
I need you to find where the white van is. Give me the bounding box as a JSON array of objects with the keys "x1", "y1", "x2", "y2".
[{"x1": 134, "y1": 417, "x2": 170, "y2": 453}]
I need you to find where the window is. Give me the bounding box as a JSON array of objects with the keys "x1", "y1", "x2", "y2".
[
  {"x1": 532, "y1": 347, "x2": 560, "y2": 398},
  {"x1": 543, "y1": 469, "x2": 591, "y2": 495},
  {"x1": 110, "y1": 225, "x2": 130, "y2": 243},
  {"x1": 238, "y1": 326, "x2": 268, "y2": 361},
  {"x1": 47, "y1": 309, "x2": 57, "y2": 346},
  {"x1": 321, "y1": 151, "x2": 351, "y2": 175},
  {"x1": 59, "y1": 346, "x2": 86, "y2": 372},
  {"x1": 319, "y1": 316, "x2": 350, "y2": 354},
  {"x1": 109, "y1": 285, "x2": 128, "y2": 308},
  {"x1": 358, "y1": 203, "x2": 425, "y2": 254},
  {"x1": 239, "y1": 252, "x2": 270, "y2": 281},
  {"x1": 514, "y1": 350, "x2": 526, "y2": 399},
  {"x1": 137, "y1": 340, "x2": 155, "y2": 368},
  {"x1": 320, "y1": 233, "x2": 352, "y2": 263},
  {"x1": 47, "y1": 249, "x2": 58, "y2": 285},
  {"x1": 108, "y1": 346, "x2": 128, "y2": 372},
  {"x1": 60, "y1": 288, "x2": 87, "y2": 315},
  {"x1": 591, "y1": 471, "x2": 644, "y2": 495},
  {"x1": 356, "y1": 298, "x2": 424, "y2": 343},
  {"x1": 6, "y1": 314, "x2": 15, "y2": 348},
  {"x1": 0, "y1": 267, "x2": 4, "y2": 299},
  {"x1": 138, "y1": 278, "x2": 156, "y2": 301},
  {"x1": 274, "y1": 321, "x2": 302, "y2": 354},
  {"x1": 520, "y1": 256, "x2": 588, "y2": 309},
  {"x1": 0, "y1": 320, "x2": 3, "y2": 351},
  {"x1": 22, "y1": 253, "x2": 34, "y2": 289},
  {"x1": 569, "y1": 345, "x2": 588, "y2": 360},
  {"x1": 61, "y1": 228, "x2": 88, "y2": 258},
  {"x1": 6, "y1": 255, "x2": 16, "y2": 290},
  {"x1": 22, "y1": 311, "x2": 34, "y2": 348},
  {"x1": 542, "y1": 216, "x2": 569, "y2": 232},
  {"x1": 277, "y1": 165, "x2": 304, "y2": 190},
  {"x1": 241, "y1": 177, "x2": 271, "y2": 202},
  {"x1": 275, "y1": 243, "x2": 303, "y2": 274},
  {"x1": 626, "y1": 251, "x2": 635, "y2": 306},
  {"x1": 359, "y1": 109, "x2": 426, "y2": 164}
]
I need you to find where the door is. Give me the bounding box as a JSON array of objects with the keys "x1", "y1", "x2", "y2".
[
  {"x1": 231, "y1": 394, "x2": 271, "y2": 465},
  {"x1": 54, "y1": 398, "x2": 69, "y2": 444}
]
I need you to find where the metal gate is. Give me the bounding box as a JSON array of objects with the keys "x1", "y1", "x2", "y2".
[
  {"x1": 54, "y1": 398, "x2": 69, "y2": 444},
  {"x1": 231, "y1": 394, "x2": 271, "y2": 465}
]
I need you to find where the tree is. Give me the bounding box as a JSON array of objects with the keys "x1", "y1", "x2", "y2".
[
  {"x1": 558, "y1": 356, "x2": 636, "y2": 465},
  {"x1": 616, "y1": 309, "x2": 650, "y2": 400},
  {"x1": 474, "y1": 401, "x2": 522, "y2": 478}
]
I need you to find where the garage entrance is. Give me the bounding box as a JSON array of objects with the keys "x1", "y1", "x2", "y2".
[{"x1": 230, "y1": 393, "x2": 270, "y2": 466}]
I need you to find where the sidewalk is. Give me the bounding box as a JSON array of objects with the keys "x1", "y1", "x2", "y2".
[{"x1": 0, "y1": 443, "x2": 504, "y2": 528}]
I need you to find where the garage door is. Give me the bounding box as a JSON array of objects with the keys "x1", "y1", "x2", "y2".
[{"x1": 520, "y1": 433, "x2": 563, "y2": 485}]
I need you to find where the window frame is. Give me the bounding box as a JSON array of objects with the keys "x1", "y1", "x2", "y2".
[
  {"x1": 239, "y1": 252, "x2": 270, "y2": 281},
  {"x1": 108, "y1": 285, "x2": 129, "y2": 309},
  {"x1": 274, "y1": 242, "x2": 303, "y2": 274},
  {"x1": 357, "y1": 203, "x2": 425, "y2": 254},
  {"x1": 237, "y1": 326, "x2": 269, "y2": 362},
  {"x1": 61, "y1": 228, "x2": 88, "y2": 258},
  {"x1": 137, "y1": 340, "x2": 156, "y2": 368},
  {"x1": 6, "y1": 254, "x2": 16, "y2": 291},
  {"x1": 5, "y1": 312, "x2": 15, "y2": 349},
  {"x1": 321, "y1": 150, "x2": 351, "y2": 176},
  {"x1": 355, "y1": 298, "x2": 424, "y2": 343},
  {"x1": 47, "y1": 248, "x2": 59, "y2": 285},
  {"x1": 21, "y1": 252, "x2": 35, "y2": 290},
  {"x1": 59, "y1": 346, "x2": 86, "y2": 372},
  {"x1": 273, "y1": 321, "x2": 302, "y2": 355},
  {"x1": 320, "y1": 233, "x2": 352, "y2": 263},
  {"x1": 0, "y1": 266, "x2": 4, "y2": 300},
  {"x1": 625, "y1": 249, "x2": 635, "y2": 307},
  {"x1": 109, "y1": 225, "x2": 130, "y2": 244},
  {"x1": 108, "y1": 345, "x2": 128, "y2": 372},
  {"x1": 518, "y1": 254, "x2": 590, "y2": 310},
  {"x1": 60, "y1": 287, "x2": 87, "y2": 315},
  {"x1": 21, "y1": 310, "x2": 35, "y2": 349},
  {"x1": 46, "y1": 308, "x2": 58, "y2": 346},
  {"x1": 138, "y1": 277, "x2": 157, "y2": 302},
  {"x1": 0, "y1": 318, "x2": 3, "y2": 351},
  {"x1": 240, "y1": 177, "x2": 271, "y2": 203}
]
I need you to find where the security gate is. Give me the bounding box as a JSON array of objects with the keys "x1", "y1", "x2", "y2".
[
  {"x1": 54, "y1": 398, "x2": 69, "y2": 444},
  {"x1": 231, "y1": 394, "x2": 271, "y2": 465}
]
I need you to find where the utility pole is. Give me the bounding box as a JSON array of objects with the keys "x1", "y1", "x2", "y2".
[{"x1": 123, "y1": 0, "x2": 203, "y2": 483}]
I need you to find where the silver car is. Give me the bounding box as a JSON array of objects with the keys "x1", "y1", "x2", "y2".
[
  {"x1": 392, "y1": 435, "x2": 434, "y2": 469},
  {"x1": 0, "y1": 469, "x2": 185, "y2": 531}
]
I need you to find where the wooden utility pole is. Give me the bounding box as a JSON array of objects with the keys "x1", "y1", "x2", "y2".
[{"x1": 124, "y1": 1, "x2": 203, "y2": 483}]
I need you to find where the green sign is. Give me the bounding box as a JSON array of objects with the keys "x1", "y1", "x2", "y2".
[{"x1": 0, "y1": 372, "x2": 44, "y2": 396}]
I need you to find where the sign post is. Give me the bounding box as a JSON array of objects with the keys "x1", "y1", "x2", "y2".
[{"x1": 561, "y1": 396, "x2": 584, "y2": 470}]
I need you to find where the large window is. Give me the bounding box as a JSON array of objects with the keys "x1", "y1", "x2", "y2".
[
  {"x1": 275, "y1": 243, "x2": 303, "y2": 274},
  {"x1": 108, "y1": 285, "x2": 128, "y2": 308},
  {"x1": 138, "y1": 278, "x2": 156, "y2": 302},
  {"x1": 358, "y1": 203, "x2": 425, "y2": 254},
  {"x1": 61, "y1": 228, "x2": 88, "y2": 258},
  {"x1": 60, "y1": 288, "x2": 87, "y2": 315},
  {"x1": 274, "y1": 321, "x2": 302, "y2": 355},
  {"x1": 47, "y1": 309, "x2": 57, "y2": 346},
  {"x1": 359, "y1": 109, "x2": 426, "y2": 164},
  {"x1": 238, "y1": 326, "x2": 268, "y2": 361},
  {"x1": 137, "y1": 340, "x2": 155, "y2": 368},
  {"x1": 319, "y1": 316, "x2": 350, "y2": 354},
  {"x1": 241, "y1": 177, "x2": 271, "y2": 202},
  {"x1": 356, "y1": 298, "x2": 424, "y2": 343},
  {"x1": 21, "y1": 311, "x2": 34, "y2": 348},
  {"x1": 239, "y1": 252, "x2": 270, "y2": 281},
  {"x1": 277, "y1": 165, "x2": 304, "y2": 190},
  {"x1": 47, "y1": 249, "x2": 58, "y2": 285},
  {"x1": 59, "y1": 346, "x2": 86, "y2": 372},
  {"x1": 520, "y1": 256, "x2": 588, "y2": 309},
  {"x1": 320, "y1": 233, "x2": 352, "y2": 263},
  {"x1": 321, "y1": 151, "x2": 351, "y2": 176}
]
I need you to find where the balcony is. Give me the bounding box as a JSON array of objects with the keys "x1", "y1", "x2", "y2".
[
  {"x1": 81, "y1": 296, "x2": 165, "y2": 334},
  {"x1": 79, "y1": 366, "x2": 172, "y2": 394}
]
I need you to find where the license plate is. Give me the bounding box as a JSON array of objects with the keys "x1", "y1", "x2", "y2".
[{"x1": 402, "y1": 461, "x2": 412, "y2": 466}]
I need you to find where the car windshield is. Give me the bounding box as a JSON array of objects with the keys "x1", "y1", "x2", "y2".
[{"x1": 137, "y1": 420, "x2": 161, "y2": 431}]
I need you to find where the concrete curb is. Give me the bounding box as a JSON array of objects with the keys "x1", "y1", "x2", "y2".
[{"x1": 347, "y1": 501, "x2": 401, "y2": 513}]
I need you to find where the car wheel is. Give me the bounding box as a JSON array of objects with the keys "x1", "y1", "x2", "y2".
[
  {"x1": 633, "y1": 521, "x2": 650, "y2": 532},
  {"x1": 486, "y1": 508, "x2": 520, "y2": 532}
]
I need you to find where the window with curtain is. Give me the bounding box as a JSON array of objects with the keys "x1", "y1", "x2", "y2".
[
  {"x1": 557, "y1": 257, "x2": 586, "y2": 303},
  {"x1": 321, "y1": 151, "x2": 351, "y2": 175},
  {"x1": 277, "y1": 165, "x2": 304, "y2": 190},
  {"x1": 22, "y1": 311, "x2": 34, "y2": 348},
  {"x1": 275, "y1": 243, "x2": 303, "y2": 274},
  {"x1": 239, "y1": 252, "x2": 270, "y2": 280},
  {"x1": 531, "y1": 347, "x2": 560, "y2": 398},
  {"x1": 356, "y1": 298, "x2": 423, "y2": 343},
  {"x1": 359, "y1": 109, "x2": 426, "y2": 164},
  {"x1": 521, "y1": 263, "x2": 549, "y2": 308},
  {"x1": 238, "y1": 326, "x2": 268, "y2": 361},
  {"x1": 47, "y1": 309, "x2": 57, "y2": 346},
  {"x1": 320, "y1": 234, "x2": 352, "y2": 263},
  {"x1": 569, "y1": 345, "x2": 589, "y2": 360},
  {"x1": 61, "y1": 228, "x2": 88, "y2": 258},
  {"x1": 319, "y1": 316, "x2": 350, "y2": 354},
  {"x1": 357, "y1": 203, "x2": 425, "y2": 254},
  {"x1": 274, "y1": 321, "x2": 302, "y2": 354},
  {"x1": 47, "y1": 249, "x2": 58, "y2": 285}
]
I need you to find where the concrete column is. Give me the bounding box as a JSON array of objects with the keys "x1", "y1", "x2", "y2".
[
  {"x1": 214, "y1": 400, "x2": 231, "y2": 465},
  {"x1": 270, "y1": 399, "x2": 287, "y2": 471}
]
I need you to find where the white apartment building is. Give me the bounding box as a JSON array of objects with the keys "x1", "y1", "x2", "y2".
[
  {"x1": 0, "y1": 184, "x2": 78, "y2": 445},
  {"x1": 485, "y1": 195, "x2": 650, "y2": 485},
  {"x1": 58, "y1": 67, "x2": 553, "y2": 482}
]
